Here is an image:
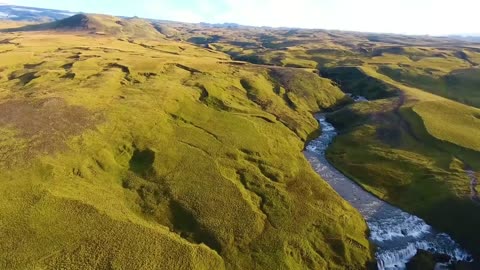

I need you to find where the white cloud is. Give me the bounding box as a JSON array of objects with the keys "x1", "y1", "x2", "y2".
[
  {"x1": 2, "y1": 0, "x2": 479, "y2": 35},
  {"x1": 167, "y1": 10, "x2": 204, "y2": 23},
  {"x1": 199, "y1": 0, "x2": 479, "y2": 35}
]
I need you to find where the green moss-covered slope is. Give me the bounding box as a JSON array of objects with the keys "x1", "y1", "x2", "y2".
[
  {"x1": 0, "y1": 32, "x2": 373, "y2": 269},
  {"x1": 325, "y1": 67, "x2": 480, "y2": 259}
]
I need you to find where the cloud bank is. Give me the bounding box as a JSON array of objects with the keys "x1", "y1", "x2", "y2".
[{"x1": 3, "y1": 0, "x2": 479, "y2": 35}]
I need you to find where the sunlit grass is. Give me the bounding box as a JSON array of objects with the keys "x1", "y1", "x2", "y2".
[{"x1": 0, "y1": 31, "x2": 374, "y2": 269}]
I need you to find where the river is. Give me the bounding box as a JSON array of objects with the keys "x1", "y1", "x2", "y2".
[{"x1": 304, "y1": 114, "x2": 472, "y2": 269}]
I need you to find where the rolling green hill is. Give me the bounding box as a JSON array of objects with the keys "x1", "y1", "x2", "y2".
[
  {"x1": 0, "y1": 27, "x2": 373, "y2": 269},
  {"x1": 154, "y1": 19, "x2": 480, "y2": 262},
  {"x1": 1, "y1": 14, "x2": 165, "y2": 39},
  {"x1": 325, "y1": 66, "x2": 480, "y2": 260}
]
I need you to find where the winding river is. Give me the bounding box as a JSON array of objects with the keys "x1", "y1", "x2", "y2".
[{"x1": 304, "y1": 113, "x2": 472, "y2": 269}]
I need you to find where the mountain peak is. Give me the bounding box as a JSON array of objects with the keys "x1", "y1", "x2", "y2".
[
  {"x1": 1, "y1": 13, "x2": 165, "y2": 39},
  {"x1": 56, "y1": 13, "x2": 90, "y2": 29}
]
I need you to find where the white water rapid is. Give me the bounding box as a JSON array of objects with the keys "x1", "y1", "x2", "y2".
[{"x1": 304, "y1": 115, "x2": 472, "y2": 269}]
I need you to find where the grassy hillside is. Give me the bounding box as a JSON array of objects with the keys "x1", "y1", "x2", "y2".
[
  {"x1": 325, "y1": 66, "x2": 480, "y2": 259},
  {"x1": 378, "y1": 65, "x2": 480, "y2": 108},
  {"x1": 174, "y1": 24, "x2": 480, "y2": 108},
  {"x1": 210, "y1": 24, "x2": 480, "y2": 259},
  {"x1": 0, "y1": 31, "x2": 374, "y2": 269},
  {"x1": 0, "y1": 14, "x2": 165, "y2": 39}
]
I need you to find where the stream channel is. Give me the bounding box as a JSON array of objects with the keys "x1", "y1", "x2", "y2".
[{"x1": 304, "y1": 96, "x2": 472, "y2": 269}]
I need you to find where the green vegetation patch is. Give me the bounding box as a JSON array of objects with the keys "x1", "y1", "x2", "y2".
[
  {"x1": 0, "y1": 31, "x2": 373, "y2": 269},
  {"x1": 327, "y1": 94, "x2": 480, "y2": 258}
]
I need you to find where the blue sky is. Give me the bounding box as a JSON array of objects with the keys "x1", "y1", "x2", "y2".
[{"x1": 2, "y1": 0, "x2": 479, "y2": 35}]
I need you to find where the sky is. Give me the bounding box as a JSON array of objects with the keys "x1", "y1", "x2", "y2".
[{"x1": 1, "y1": 0, "x2": 479, "y2": 35}]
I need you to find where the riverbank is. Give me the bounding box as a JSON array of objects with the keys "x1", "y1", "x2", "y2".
[
  {"x1": 305, "y1": 114, "x2": 472, "y2": 269},
  {"x1": 323, "y1": 90, "x2": 480, "y2": 261}
]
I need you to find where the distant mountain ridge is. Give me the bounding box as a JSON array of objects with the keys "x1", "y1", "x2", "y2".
[
  {"x1": 0, "y1": 13, "x2": 165, "y2": 39},
  {"x1": 449, "y1": 35, "x2": 480, "y2": 42},
  {"x1": 0, "y1": 4, "x2": 74, "y2": 22},
  {"x1": 2, "y1": 3, "x2": 480, "y2": 41}
]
